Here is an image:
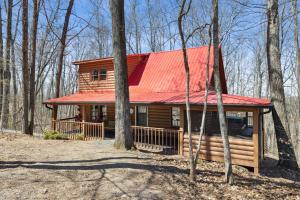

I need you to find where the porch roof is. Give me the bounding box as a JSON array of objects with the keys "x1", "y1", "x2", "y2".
[{"x1": 44, "y1": 89, "x2": 272, "y2": 107}]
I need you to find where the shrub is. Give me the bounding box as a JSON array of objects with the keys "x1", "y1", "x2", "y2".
[
  {"x1": 75, "y1": 133, "x2": 84, "y2": 140},
  {"x1": 44, "y1": 131, "x2": 68, "y2": 140}
]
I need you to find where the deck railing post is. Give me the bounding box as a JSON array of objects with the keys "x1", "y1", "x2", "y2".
[
  {"x1": 82, "y1": 121, "x2": 86, "y2": 140},
  {"x1": 179, "y1": 128, "x2": 184, "y2": 155},
  {"x1": 102, "y1": 122, "x2": 105, "y2": 140}
]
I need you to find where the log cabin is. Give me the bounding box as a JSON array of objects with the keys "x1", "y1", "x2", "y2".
[{"x1": 44, "y1": 46, "x2": 272, "y2": 174}]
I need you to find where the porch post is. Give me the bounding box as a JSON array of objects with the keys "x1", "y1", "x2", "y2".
[
  {"x1": 179, "y1": 106, "x2": 185, "y2": 156},
  {"x1": 82, "y1": 105, "x2": 86, "y2": 138},
  {"x1": 51, "y1": 105, "x2": 57, "y2": 131},
  {"x1": 253, "y1": 108, "x2": 260, "y2": 175},
  {"x1": 179, "y1": 128, "x2": 184, "y2": 155}
]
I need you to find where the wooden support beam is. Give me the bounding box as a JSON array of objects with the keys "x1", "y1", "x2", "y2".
[
  {"x1": 179, "y1": 128, "x2": 184, "y2": 155},
  {"x1": 179, "y1": 106, "x2": 185, "y2": 131},
  {"x1": 51, "y1": 107, "x2": 56, "y2": 130},
  {"x1": 253, "y1": 108, "x2": 260, "y2": 175},
  {"x1": 82, "y1": 105, "x2": 86, "y2": 138}
]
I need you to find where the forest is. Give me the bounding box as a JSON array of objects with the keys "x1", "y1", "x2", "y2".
[{"x1": 0, "y1": 0, "x2": 299, "y2": 199}]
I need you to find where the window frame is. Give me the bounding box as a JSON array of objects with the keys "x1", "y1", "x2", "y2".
[
  {"x1": 99, "y1": 68, "x2": 107, "y2": 80},
  {"x1": 101, "y1": 105, "x2": 108, "y2": 121},
  {"x1": 171, "y1": 107, "x2": 180, "y2": 128},
  {"x1": 91, "y1": 69, "x2": 99, "y2": 81},
  {"x1": 136, "y1": 106, "x2": 148, "y2": 126},
  {"x1": 91, "y1": 105, "x2": 99, "y2": 121}
]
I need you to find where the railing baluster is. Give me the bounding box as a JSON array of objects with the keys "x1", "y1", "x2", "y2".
[{"x1": 155, "y1": 129, "x2": 157, "y2": 147}]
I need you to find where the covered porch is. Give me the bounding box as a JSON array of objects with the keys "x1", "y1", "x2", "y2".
[{"x1": 44, "y1": 90, "x2": 272, "y2": 174}]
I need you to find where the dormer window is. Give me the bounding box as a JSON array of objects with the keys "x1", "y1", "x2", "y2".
[
  {"x1": 91, "y1": 69, "x2": 98, "y2": 81},
  {"x1": 100, "y1": 68, "x2": 107, "y2": 80}
]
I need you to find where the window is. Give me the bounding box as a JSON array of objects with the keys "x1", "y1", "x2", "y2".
[
  {"x1": 91, "y1": 69, "x2": 98, "y2": 81},
  {"x1": 91, "y1": 105, "x2": 99, "y2": 121},
  {"x1": 184, "y1": 111, "x2": 220, "y2": 134},
  {"x1": 100, "y1": 68, "x2": 107, "y2": 80},
  {"x1": 172, "y1": 107, "x2": 180, "y2": 127},
  {"x1": 91, "y1": 105, "x2": 108, "y2": 122},
  {"x1": 226, "y1": 111, "x2": 253, "y2": 138},
  {"x1": 137, "y1": 106, "x2": 148, "y2": 126},
  {"x1": 101, "y1": 105, "x2": 107, "y2": 121}
]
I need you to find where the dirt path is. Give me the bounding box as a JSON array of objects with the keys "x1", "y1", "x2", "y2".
[{"x1": 0, "y1": 133, "x2": 299, "y2": 200}]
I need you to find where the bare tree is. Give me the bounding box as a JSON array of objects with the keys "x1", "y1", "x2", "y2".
[
  {"x1": 212, "y1": 0, "x2": 234, "y2": 184},
  {"x1": 1, "y1": 0, "x2": 13, "y2": 129},
  {"x1": 127, "y1": 0, "x2": 141, "y2": 54},
  {"x1": 292, "y1": 0, "x2": 300, "y2": 159},
  {"x1": 194, "y1": 24, "x2": 212, "y2": 164},
  {"x1": 28, "y1": 0, "x2": 41, "y2": 134},
  {"x1": 267, "y1": 0, "x2": 298, "y2": 168},
  {"x1": 110, "y1": 0, "x2": 133, "y2": 150},
  {"x1": 53, "y1": 0, "x2": 75, "y2": 120},
  {"x1": 22, "y1": 0, "x2": 30, "y2": 134},
  {"x1": 253, "y1": 41, "x2": 264, "y2": 98},
  {"x1": 0, "y1": 5, "x2": 3, "y2": 122},
  {"x1": 178, "y1": 0, "x2": 196, "y2": 181},
  {"x1": 11, "y1": 5, "x2": 21, "y2": 130}
]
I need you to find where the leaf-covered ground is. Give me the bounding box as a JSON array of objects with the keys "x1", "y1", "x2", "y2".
[{"x1": 0, "y1": 133, "x2": 299, "y2": 200}]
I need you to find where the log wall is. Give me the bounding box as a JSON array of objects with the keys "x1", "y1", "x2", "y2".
[
  {"x1": 78, "y1": 56, "x2": 144, "y2": 91},
  {"x1": 148, "y1": 105, "x2": 172, "y2": 128},
  {"x1": 182, "y1": 135, "x2": 255, "y2": 167}
]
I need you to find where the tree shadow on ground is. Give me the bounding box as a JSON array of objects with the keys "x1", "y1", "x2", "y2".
[
  {"x1": 260, "y1": 157, "x2": 300, "y2": 182},
  {"x1": 1, "y1": 156, "x2": 299, "y2": 191},
  {"x1": 0, "y1": 156, "x2": 150, "y2": 165}
]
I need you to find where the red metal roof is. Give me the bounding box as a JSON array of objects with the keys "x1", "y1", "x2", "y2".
[
  {"x1": 44, "y1": 46, "x2": 271, "y2": 107},
  {"x1": 128, "y1": 46, "x2": 227, "y2": 93},
  {"x1": 44, "y1": 89, "x2": 271, "y2": 107}
]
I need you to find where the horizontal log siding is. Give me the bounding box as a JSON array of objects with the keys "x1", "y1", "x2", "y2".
[
  {"x1": 107, "y1": 105, "x2": 115, "y2": 128},
  {"x1": 78, "y1": 56, "x2": 143, "y2": 91},
  {"x1": 103, "y1": 105, "x2": 135, "y2": 128},
  {"x1": 183, "y1": 135, "x2": 255, "y2": 167},
  {"x1": 79, "y1": 60, "x2": 114, "y2": 91},
  {"x1": 148, "y1": 105, "x2": 172, "y2": 129}
]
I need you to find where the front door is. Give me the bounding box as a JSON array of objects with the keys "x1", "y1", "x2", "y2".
[{"x1": 136, "y1": 106, "x2": 148, "y2": 126}]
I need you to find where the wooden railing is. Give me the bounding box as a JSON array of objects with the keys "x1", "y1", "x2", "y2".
[
  {"x1": 131, "y1": 126, "x2": 183, "y2": 154},
  {"x1": 52, "y1": 120, "x2": 104, "y2": 140}
]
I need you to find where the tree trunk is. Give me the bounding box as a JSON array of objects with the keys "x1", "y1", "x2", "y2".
[
  {"x1": 194, "y1": 25, "x2": 212, "y2": 163},
  {"x1": 1, "y1": 0, "x2": 13, "y2": 129},
  {"x1": 178, "y1": 0, "x2": 196, "y2": 181},
  {"x1": 11, "y1": 39, "x2": 17, "y2": 130},
  {"x1": 110, "y1": 0, "x2": 133, "y2": 150},
  {"x1": 22, "y1": 0, "x2": 30, "y2": 134},
  {"x1": 267, "y1": 0, "x2": 299, "y2": 169},
  {"x1": 254, "y1": 43, "x2": 263, "y2": 98},
  {"x1": 28, "y1": 0, "x2": 41, "y2": 135},
  {"x1": 11, "y1": 5, "x2": 20, "y2": 131},
  {"x1": 292, "y1": 0, "x2": 300, "y2": 163},
  {"x1": 53, "y1": 0, "x2": 74, "y2": 121},
  {"x1": 212, "y1": 0, "x2": 234, "y2": 184},
  {"x1": 0, "y1": 5, "x2": 3, "y2": 121}
]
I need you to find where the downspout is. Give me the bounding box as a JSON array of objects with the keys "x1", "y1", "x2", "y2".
[
  {"x1": 258, "y1": 105, "x2": 273, "y2": 160},
  {"x1": 44, "y1": 103, "x2": 56, "y2": 130},
  {"x1": 45, "y1": 104, "x2": 53, "y2": 110}
]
